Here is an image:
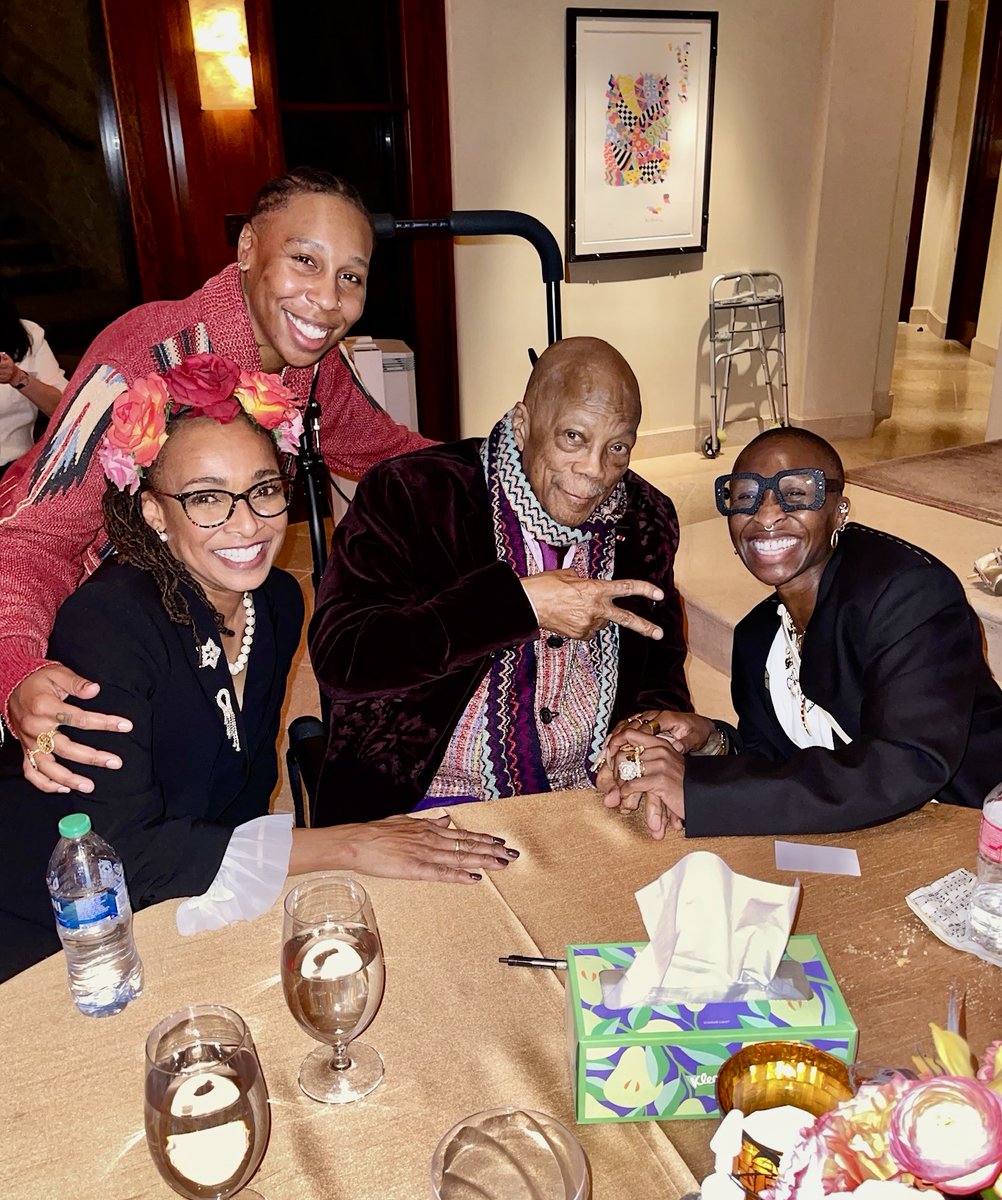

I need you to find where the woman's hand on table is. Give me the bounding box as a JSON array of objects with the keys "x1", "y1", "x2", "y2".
[
  {"x1": 290, "y1": 815, "x2": 520, "y2": 884},
  {"x1": 598, "y1": 728, "x2": 686, "y2": 839},
  {"x1": 9, "y1": 664, "x2": 132, "y2": 794}
]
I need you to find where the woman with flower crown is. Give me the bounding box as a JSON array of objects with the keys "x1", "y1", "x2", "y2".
[{"x1": 0, "y1": 355, "x2": 514, "y2": 982}]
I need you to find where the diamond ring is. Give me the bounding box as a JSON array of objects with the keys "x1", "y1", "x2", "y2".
[{"x1": 617, "y1": 745, "x2": 645, "y2": 782}]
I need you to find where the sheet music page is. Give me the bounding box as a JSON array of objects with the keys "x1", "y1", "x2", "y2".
[{"x1": 906, "y1": 868, "x2": 1002, "y2": 968}]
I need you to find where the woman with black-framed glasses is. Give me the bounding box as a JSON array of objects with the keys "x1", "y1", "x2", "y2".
[
  {"x1": 599, "y1": 425, "x2": 1002, "y2": 839},
  {"x1": 0, "y1": 357, "x2": 513, "y2": 982}
]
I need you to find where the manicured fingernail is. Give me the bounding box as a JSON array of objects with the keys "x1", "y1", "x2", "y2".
[
  {"x1": 491, "y1": 836, "x2": 507, "y2": 845},
  {"x1": 117, "y1": 721, "x2": 131, "y2": 731},
  {"x1": 58, "y1": 786, "x2": 70, "y2": 794},
  {"x1": 469, "y1": 873, "x2": 482, "y2": 881},
  {"x1": 653, "y1": 589, "x2": 664, "y2": 600},
  {"x1": 77, "y1": 780, "x2": 94, "y2": 793},
  {"x1": 494, "y1": 856, "x2": 510, "y2": 866},
  {"x1": 505, "y1": 848, "x2": 520, "y2": 859}
]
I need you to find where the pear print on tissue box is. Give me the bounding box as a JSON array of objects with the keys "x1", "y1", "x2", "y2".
[{"x1": 565, "y1": 934, "x2": 857, "y2": 1123}]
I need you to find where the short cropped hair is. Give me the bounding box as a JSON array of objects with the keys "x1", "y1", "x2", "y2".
[
  {"x1": 248, "y1": 167, "x2": 375, "y2": 237},
  {"x1": 736, "y1": 425, "x2": 845, "y2": 486}
]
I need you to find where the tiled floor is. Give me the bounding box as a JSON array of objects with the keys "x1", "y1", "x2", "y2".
[{"x1": 273, "y1": 327, "x2": 996, "y2": 811}]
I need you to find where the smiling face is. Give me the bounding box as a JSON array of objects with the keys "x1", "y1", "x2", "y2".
[
  {"x1": 728, "y1": 433, "x2": 848, "y2": 603},
  {"x1": 512, "y1": 339, "x2": 641, "y2": 527},
  {"x1": 238, "y1": 193, "x2": 374, "y2": 372},
  {"x1": 140, "y1": 416, "x2": 288, "y2": 617}
]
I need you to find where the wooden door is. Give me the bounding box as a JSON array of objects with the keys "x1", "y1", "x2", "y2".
[
  {"x1": 269, "y1": 0, "x2": 459, "y2": 439},
  {"x1": 947, "y1": 0, "x2": 1002, "y2": 347}
]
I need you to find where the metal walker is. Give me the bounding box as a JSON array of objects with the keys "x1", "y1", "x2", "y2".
[{"x1": 704, "y1": 270, "x2": 789, "y2": 458}]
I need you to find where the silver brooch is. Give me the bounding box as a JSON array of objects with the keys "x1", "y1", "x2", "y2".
[
  {"x1": 199, "y1": 638, "x2": 222, "y2": 670},
  {"x1": 215, "y1": 687, "x2": 241, "y2": 752}
]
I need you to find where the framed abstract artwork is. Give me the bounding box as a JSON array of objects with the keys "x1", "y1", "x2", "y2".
[{"x1": 566, "y1": 9, "x2": 718, "y2": 262}]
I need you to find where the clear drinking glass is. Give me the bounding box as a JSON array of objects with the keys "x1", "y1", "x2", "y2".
[
  {"x1": 280, "y1": 874, "x2": 386, "y2": 1103},
  {"x1": 430, "y1": 1108, "x2": 589, "y2": 1200},
  {"x1": 144, "y1": 1004, "x2": 269, "y2": 1200}
]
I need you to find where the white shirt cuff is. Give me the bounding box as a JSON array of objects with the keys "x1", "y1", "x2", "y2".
[{"x1": 175, "y1": 814, "x2": 294, "y2": 936}]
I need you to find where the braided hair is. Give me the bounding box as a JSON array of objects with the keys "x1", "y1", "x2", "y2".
[
  {"x1": 102, "y1": 413, "x2": 279, "y2": 636},
  {"x1": 248, "y1": 166, "x2": 375, "y2": 238}
]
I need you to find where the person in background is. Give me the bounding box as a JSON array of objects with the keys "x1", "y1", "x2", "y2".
[
  {"x1": 0, "y1": 354, "x2": 514, "y2": 983},
  {"x1": 0, "y1": 167, "x2": 429, "y2": 795},
  {"x1": 309, "y1": 337, "x2": 692, "y2": 822},
  {"x1": 600, "y1": 426, "x2": 1002, "y2": 837},
  {"x1": 0, "y1": 280, "x2": 67, "y2": 479}
]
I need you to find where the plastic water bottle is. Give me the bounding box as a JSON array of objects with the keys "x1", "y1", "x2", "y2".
[
  {"x1": 47, "y1": 813, "x2": 144, "y2": 1016},
  {"x1": 969, "y1": 784, "x2": 1002, "y2": 956}
]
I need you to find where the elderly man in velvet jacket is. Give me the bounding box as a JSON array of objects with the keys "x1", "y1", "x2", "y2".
[{"x1": 308, "y1": 337, "x2": 692, "y2": 823}]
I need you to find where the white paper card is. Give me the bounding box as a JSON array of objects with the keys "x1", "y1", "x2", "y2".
[{"x1": 775, "y1": 840, "x2": 860, "y2": 877}]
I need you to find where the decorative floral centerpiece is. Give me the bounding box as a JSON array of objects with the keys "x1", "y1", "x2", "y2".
[
  {"x1": 97, "y1": 352, "x2": 304, "y2": 493},
  {"x1": 762, "y1": 1029, "x2": 1002, "y2": 1199}
]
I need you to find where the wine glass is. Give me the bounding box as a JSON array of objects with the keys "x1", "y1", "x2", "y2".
[
  {"x1": 144, "y1": 1004, "x2": 270, "y2": 1200},
  {"x1": 280, "y1": 874, "x2": 386, "y2": 1103}
]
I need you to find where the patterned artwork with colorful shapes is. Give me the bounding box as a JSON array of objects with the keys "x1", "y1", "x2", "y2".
[
  {"x1": 604, "y1": 72, "x2": 671, "y2": 187},
  {"x1": 567, "y1": 935, "x2": 858, "y2": 1123}
]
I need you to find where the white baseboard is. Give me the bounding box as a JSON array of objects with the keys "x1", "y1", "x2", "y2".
[
  {"x1": 635, "y1": 411, "x2": 876, "y2": 458},
  {"x1": 971, "y1": 338, "x2": 997, "y2": 367},
  {"x1": 908, "y1": 307, "x2": 947, "y2": 338}
]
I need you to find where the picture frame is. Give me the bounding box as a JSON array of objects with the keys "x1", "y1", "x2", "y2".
[{"x1": 566, "y1": 8, "x2": 718, "y2": 263}]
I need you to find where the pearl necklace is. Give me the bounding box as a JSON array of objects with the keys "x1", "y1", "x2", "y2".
[{"x1": 228, "y1": 592, "x2": 256, "y2": 676}]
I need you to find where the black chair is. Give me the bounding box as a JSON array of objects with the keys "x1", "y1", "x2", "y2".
[{"x1": 286, "y1": 209, "x2": 564, "y2": 827}]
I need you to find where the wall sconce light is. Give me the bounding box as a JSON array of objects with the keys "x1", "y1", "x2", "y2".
[{"x1": 188, "y1": 0, "x2": 256, "y2": 111}]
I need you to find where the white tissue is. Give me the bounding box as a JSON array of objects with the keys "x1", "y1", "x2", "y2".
[{"x1": 606, "y1": 851, "x2": 800, "y2": 1008}]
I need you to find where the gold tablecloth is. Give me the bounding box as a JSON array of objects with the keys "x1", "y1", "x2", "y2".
[{"x1": 0, "y1": 793, "x2": 993, "y2": 1199}]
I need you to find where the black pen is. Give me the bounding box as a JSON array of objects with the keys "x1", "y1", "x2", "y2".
[{"x1": 499, "y1": 954, "x2": 568, "y2": 969}]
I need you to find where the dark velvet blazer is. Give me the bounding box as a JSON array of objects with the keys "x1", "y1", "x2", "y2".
[
  {"x1": 0, "y1": 560, "x2": 303, "y2": 980},
  {"x1": 685, "y1": 524, "x2": 1002, "y2": 836},
  {"x1": 309, "y1": 439, "x2": 691, "y2": 823}
]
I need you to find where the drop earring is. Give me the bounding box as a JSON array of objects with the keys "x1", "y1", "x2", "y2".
[{"x1": 158, "y1": 530, "x2": 169, "y2": 543}]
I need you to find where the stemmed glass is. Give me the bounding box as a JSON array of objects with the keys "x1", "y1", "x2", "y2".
[
  {"x1": 280, "y1": 874, "x2": 386, "y2": 1103},
  {"x1": 144, "y1": 1004, "x2": 270, "y2": 1200}
]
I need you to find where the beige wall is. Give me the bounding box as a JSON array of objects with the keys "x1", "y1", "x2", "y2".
[{"x1": 446, "y1": 0, "x2": 932, "y2": 447}]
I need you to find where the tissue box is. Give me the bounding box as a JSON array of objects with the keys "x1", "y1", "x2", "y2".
[{"x1": 566, "y1": 934, "x2": 857, "y2": 1123}]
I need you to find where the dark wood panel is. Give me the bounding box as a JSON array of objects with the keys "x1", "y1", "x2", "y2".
[
  {"x1": 101, "y1": 0, "x2": 283, "y2": 302},
  {"x1": 399, "y1": 0, "x2": 459, "y2": 440}
]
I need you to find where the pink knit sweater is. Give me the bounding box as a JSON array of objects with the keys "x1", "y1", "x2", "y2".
[{"x1": 0, "y1": 264, "x2": 429, "y2": 716}]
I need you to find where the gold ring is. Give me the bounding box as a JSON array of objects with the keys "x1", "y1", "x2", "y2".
[
  {"x1": 28, "y1": 728, "x2": 58, "y2": 770},
  {"x1": 35, "y1": 729, "x2": 57, "y2": 755},
  {"x1": 618, "y1": 744, "x2": 646, "y2": 782}
]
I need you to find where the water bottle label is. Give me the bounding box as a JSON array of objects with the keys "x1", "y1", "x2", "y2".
[
  {"x1": 52, "y1": 865, "x2": 129, "y2": 929},
  {"x1": 978, "y1": 812, "x2": 1002, "y2": 864}
]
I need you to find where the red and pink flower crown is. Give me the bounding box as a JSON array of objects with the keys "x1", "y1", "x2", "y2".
[{"x1": 97, "y1": 352, "x2": 307, "y2": 494}]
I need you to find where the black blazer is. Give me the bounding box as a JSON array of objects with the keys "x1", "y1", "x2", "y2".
[
  {"x1": 309, "y1": 439, "x2": 692, "y2": 823},
  {"x1": 0, "y1": 560, "x2": 303, "y2": 980},
  {"x1": 685, "y1": 524, "x2": 1002, "y2": 835}
]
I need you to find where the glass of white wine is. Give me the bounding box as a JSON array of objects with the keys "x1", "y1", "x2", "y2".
[
  {"x1": 144, "y1": 1004, "x2": 269, "y2": 1200},
  {"x1": 281, "y1": 874, "x2": 385, "y2": 1103}
]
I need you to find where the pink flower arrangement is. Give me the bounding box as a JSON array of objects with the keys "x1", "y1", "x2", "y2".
[
  {"x1": 98, "y1": 353, "x2": 307, "y2": 493},
  {"x1": 762, "y1": 1028, "x2": 1002, "y2": 1200}
]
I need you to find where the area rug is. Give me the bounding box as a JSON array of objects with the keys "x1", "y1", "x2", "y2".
[{"x1": 845, "y1": 440, "x2": 1002, "y2": 526}]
